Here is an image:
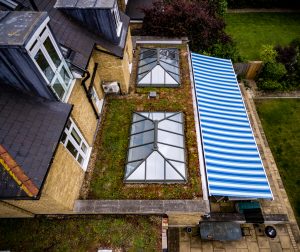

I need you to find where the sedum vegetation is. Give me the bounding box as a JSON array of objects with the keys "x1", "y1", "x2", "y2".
[{"x1": 87, "y1": 45, "x2": 202, "y2": 200}]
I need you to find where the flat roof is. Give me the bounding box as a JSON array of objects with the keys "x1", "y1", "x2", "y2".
[
  {"x1": 0, "y1": 85, "x2": 72, "y2": 199},
  {"x1": 191, "y1": 53, "x2": 273, "y2": 199},
  {"x1": 0, "y1": 11, "x2": 48, "y2": 46}
]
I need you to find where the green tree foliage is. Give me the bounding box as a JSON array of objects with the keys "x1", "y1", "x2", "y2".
[
  {"x1": 258, "y1": 40, "x2": 300, "y2": 91},
  {"x1": 209, "y1": 0, "x2": 228, "y2": 17},
  {"x1": 260, "y1": 62, "x2": 287, "y2": 81},
  {"x1": 260, "y1": 45, "x2": 277, "y2": 63},
  {"x1": 142, "y1": 0, "x2": 230, "y2": 52}
]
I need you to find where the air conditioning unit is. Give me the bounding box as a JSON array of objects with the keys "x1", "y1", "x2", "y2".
[{"x1": 102, "y1": 81, "x2": 120, "y2": 94}]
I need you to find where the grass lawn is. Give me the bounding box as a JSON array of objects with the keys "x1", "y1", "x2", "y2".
[
  {"x1": 225, "y1": 13, "x2": 300, "y2": 60},
  {"x1": 255, "y1": 99, "x2": 300, "y2": 224},
  {"x1": 87, "y1": 45, "x2": 202, "y2": 199},
  {"x1": 0, "y1": 216, "x2": 160, "y2": 251}
]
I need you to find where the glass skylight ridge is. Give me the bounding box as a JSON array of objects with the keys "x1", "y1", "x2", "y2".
[
  {"x1": 137, "y1": 48, "x2": 180, "y2": 87},
  {"x1": 125, "y1": 112, "x2": 187, "y2": 183}
]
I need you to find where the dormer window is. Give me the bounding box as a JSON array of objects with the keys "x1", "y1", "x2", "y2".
[
  {"x1": 112, "y1": 3, "x2": 123, "y2": 37},
  {"x1": 26, "y1": 24, "x2": 73, "y2": 101}
]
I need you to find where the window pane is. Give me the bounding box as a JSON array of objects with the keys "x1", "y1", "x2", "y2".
[
  {"x1": 130, "y1": 130, "x2": 154, "y2": 147},
  {"x1": 71, "y1": 128, "x2": 81, "y2": 145},
  {"x1": 77, "y1": 154, "x2": 83, "y2": 165},
  {"x1": 60, "y1": 66, "x2": 71, "y2": 86},
  {"x1": 44, "y1": 37, "x2": 61, "y2": 67},
  {"x1": 128, "y1": 144, "x2": 153, "y2": 162},
  {"x1": 66, "y1": 119, "x2": 71, "y2": 130},
  {"x1": 52, "y1": 78, "x2": 65, "y2": 99},
  {"x1": 66, "y1": 140, "x2": 78, "y2": 158},
  {"x1": 145, "y1": 152, "x2": 165, "y2": 180},
  {"x1": 34, "y1": 50, "x2": 54, "y2": 82},
  {"x1": 61, "y1": 132, "x2": 67, "y2": 144},
  {"x1": 81, "y1": 142, "x2": 87, "y2": 153},
  {"x1": 131, "y1": 120, "x2": 154, "y2": 134}
]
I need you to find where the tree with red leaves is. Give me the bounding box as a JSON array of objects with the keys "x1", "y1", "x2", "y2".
[{"x1": 142, "y1": 0, "x2": 231, "y2": 53}]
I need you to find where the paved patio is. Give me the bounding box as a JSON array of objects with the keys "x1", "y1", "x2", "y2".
[{"x1": 177, "y1": 224, "x2": 296, "y2": 252}]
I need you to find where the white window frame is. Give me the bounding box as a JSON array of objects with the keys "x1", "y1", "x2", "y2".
[
  {"x1": 111, "y1": 4, "x2": 123, "y2": 37},
  {"x1": 26, "y1": 23, "x2": 73, "y2": 101},
  {"x1": 61, "y1": 118, "x2": 91, "y2": 171},
  {"x1": 91, "y1": 87, "x2": 104, "y2": 113}
]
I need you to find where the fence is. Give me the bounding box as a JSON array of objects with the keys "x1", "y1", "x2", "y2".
[{"x1": 233, "y1": 61, "x2": 263, "y2": 80}]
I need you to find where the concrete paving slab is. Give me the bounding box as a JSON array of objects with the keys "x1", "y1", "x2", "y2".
[
  {"x1": 246, "y1": 241, "x2": 259, "y2": 252},
  {"x1": 190, "y1": 236, "x2": 202, "y2": 249},
  {"x1": 257, "y1": 236, "x2": 270, "y2": 248},
  {"x1": 180, "y1": 241, "x2": 190, "y2": 252},
  {"x1": 279, "y1": 235, "x2": 291, "y2": 249},
  {"x1": 234, "y1": 239, "x2": 248, "y2": 249},
  {"x1": 202, "y1": 241, "x2": 213, "y2": 252},
  {"x1": 269, "y1": 242, "x2": 283, "y2": 252}
]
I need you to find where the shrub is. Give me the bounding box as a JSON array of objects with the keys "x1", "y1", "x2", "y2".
[
  {"x1": 257, "y1": 80, "x2": 282, "y2": 91},
  {"x1": 142, "y1": 0, "x2": 231, "y2": 52},
  {"x1": 260, "y1": 45, "x2": 277, "y2": 63},
  {"x1": 208, "y1": 41, "x2": 243, "y2": 63},
  {"x1": 275, "y1": 44, "x2": 298, "y2": 72},
  {"x1": 209, "y1": 0, "x2": 228, "y2": 17},
  {"x1": 260, "y1": 62, "x2": 287, "y2": 81}
]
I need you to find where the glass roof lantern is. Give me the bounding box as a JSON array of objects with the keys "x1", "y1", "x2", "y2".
[
  {"x1": 125, "y1": 112, "x2": 187, "y2": 183},
  {"x1": 137, "y1": 48, "x2": 180, "y2": 87}
]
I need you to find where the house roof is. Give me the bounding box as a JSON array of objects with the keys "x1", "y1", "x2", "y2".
[
  {"x1": 34, "y1": 0, "x2": 129, "y2": 69},
  {"x1": 0, "y1": 11, "x2": 48, "y2": 46},
  {"x1": 191, "y1": 52, "x2": 273, "y2": 199},
  {"x1": 0, "y1": 84, "x2": 72, "y2": 199},
  {"x1": 0, "y1": 0, "x2": 129, "y2": 70},
  {"x1": 125, "y1": 0, "x2": 154, "y2": 20}
]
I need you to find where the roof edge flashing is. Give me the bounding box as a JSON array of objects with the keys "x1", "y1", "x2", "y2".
[{"x1": 54, "y1": 0, "x2": 115, "y2": 9}]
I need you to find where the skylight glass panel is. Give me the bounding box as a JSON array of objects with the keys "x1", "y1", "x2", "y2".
[
  {"x1": 137, "y1": 48, "x2": 180, "y2": 87},
  {"x1": 125, "y1": 112, "x2": 186, "y2": 183}
]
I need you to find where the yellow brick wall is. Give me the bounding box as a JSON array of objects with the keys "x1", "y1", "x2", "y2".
[
  {"x1": 68, "y1": 79, "x2": 98, "y2": 146},
  {"x1": 93, "y1": 29, "x2": 133, "y2": 94},
  {"x1": 0, "y1": 201, "x2": 34, "y2": 218},
  {"x1": 4, "y1": 144, "x2": 84, "y2": 214}
]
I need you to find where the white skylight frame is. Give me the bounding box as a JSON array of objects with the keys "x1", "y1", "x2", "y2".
[
  {"x1": 125, "y1": 112, "x2": 187, "y2": 183},
  {"x1": 137, "y1": 48, "x2": 180, "y2": 87}
]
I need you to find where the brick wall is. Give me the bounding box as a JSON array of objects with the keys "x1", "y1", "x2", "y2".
[
  {"x1": 0, "y1": 201, "x2": 34, "y2": 218},
  {"x1": 68, "y1": 79, "x2": 98, "y2": 146},
  {"x1": 3, "y1": 144, "x2": 84, "y2": 214},
  {"x1": 93, "y1": 30, "x2": 133, "y2": 94}
]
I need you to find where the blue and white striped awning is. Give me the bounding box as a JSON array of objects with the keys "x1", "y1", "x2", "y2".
[{"x1": 191, "y1": 52, "x2": 273, "y2": 199}]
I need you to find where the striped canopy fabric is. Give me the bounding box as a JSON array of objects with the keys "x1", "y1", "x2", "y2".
[{"x1": 191, "y1": 53, "x2": 273, "y2": 199}]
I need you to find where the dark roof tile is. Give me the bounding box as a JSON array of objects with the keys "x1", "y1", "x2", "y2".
[{"x1": 0, "y1": 85, "x2": 72, "y2": 199}]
